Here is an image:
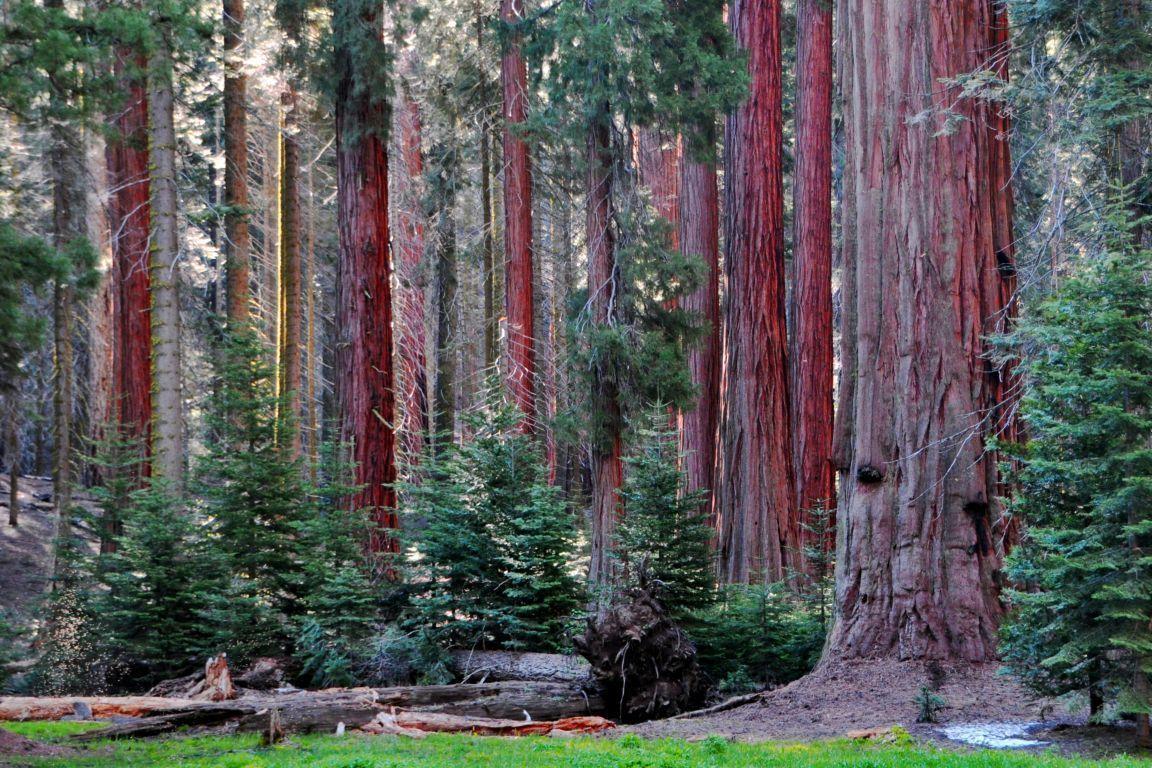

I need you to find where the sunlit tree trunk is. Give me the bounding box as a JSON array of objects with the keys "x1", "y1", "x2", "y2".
[
  {"x1": 716, "y1": 0, "x2": 799, "y2": 583},
  {"x1": 501, "y1": 0, "x2": 536, "y2": 429},
  {"x1": 333, "y1": 0, "x2": 399, "y2": 558},
  {"x1": 223, "y1": 0, "x2": 250, "y2": 323},
  {"x1": 790, "y1": 0, "x2": 835, "y2": 549},
  {"x1": 827, "y1": 0, "x2": 1015, "y2": 662}
]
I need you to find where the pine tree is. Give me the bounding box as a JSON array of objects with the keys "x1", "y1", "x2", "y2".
[{"x1": 1001, "y1": 203, "x2": 1152, "y2": 740}]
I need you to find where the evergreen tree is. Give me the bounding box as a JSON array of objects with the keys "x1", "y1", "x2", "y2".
[
  {"x1": 0, "y1": 223, "x2": 65, "y2": 388},
  {"x1": 1001, "y1": 202, "x2": 1152, "y2": 734},
  {"x1": 406, "y1": 396, "x2": 582, "y2": 652}
]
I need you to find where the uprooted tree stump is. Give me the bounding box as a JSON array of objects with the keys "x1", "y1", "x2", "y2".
[{"x1": 574, "y1": 584, "x2": 708, "y2": 722}]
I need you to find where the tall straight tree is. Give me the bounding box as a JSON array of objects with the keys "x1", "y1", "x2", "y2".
[
  {"x1": 278, "y1": 88, "x2": 303, "y2": 457},
  {"x1": 827, "y1": 0, "x2": 1017, "y2": 661},
  {"x1": 789, "y1": 0, "x2": 834, "y2": 539},
  {"x1": 223, "y1": 0, "x2": 250, "y2": 323},
  {"x1": 106, "y1": 45, "x2": 152, "y2": 516},
  {"x1": 716, "y1": 0, "x2": 798, "y2": 583},
  {"x1": 332, "y1": 0, "x2": 399, "y2": 557},
  {"x1": 677, "y1": 139, "x2": 720, "y2": 521},
  {"x1": 500, "y1": 0, "x2": 535, "y2": 428},
  {"x1": 148, "y1": 14, "x2": 184, "y2": 494}
]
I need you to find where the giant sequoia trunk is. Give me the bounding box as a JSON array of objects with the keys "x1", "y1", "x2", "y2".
[
  {"x1": 677, "y1": 153, "x2": 720, "y2": 521},
  {"x1": 223, "y1": 0, "x2": 250, "y2": 324},
  {"x1": 395, "y1": 76, "x2": 429, "y2": 463},
  {"x1": 790, "y1": 0, "x2": 835, "y2": 542},
  {"x1": 106, "y1": 49, "x2": 152, "y2": 521},
  {"x1": 333, "y1": 0, "x2": 399, "y2": 556},
  {"x1": 501, "y1": 0, "x2": 536, "y2": 429},
  {"x1": 148, "y1": 34, "x2": 185, "y2": 495},
  {"x1": 716, "y1": 0, "x2": 798, "y2": 583},
  {"x1": 827, "y1": 0, "x2": 1016, "y2": 662}
]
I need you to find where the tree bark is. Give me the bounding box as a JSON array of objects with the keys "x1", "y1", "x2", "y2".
[
  {"x1": 6, "y1": 397, "x2": 17, "y2": 527},
  {"x1": 106, "y1": 49, "x2": 152, "y2": 526},
  {"x1": 433, "y1": 144, "x2": 459, "y2": 446},
  {"x1": 501, "y1": 0, "x2": 536, "y2": 429},
  {"x1": 334, "y1": 0, "x2": 399, "y2": 558},
  {"x1": 148, "y1": 31, "x2": 184, "y2": 495},
  {"x1": 637, "y1": 129, "x2": 680, "y2": 249},
  {"x1": 223, "y1": 0, "x2": 250, "y2": 324},
  {"x1": 394, "y1": 76, "x2": 429, "y2": 463},
  {"x1": 716, "y1": 0, "x2": 798, "y2": 584},
  {"x1": 677, "y1": 154, "x2": 720, "y2": 523},
  {"x1": 278, "y1": 88, "x2": 303, "y2": 459},
  {"x1": 790, "y1": 0, "x2": 835, "y2": 548},
  {"x1": 826, "y1": 0, "x2": 1013, "y2": 662}
]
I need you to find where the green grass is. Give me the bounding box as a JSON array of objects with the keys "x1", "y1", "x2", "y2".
[{"x1": 1, "y1": 722, "x2": 1145, "y2": 768}]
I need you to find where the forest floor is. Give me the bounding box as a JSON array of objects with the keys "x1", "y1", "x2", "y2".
[{"x1": 1, "y1": 721, "x2": 1148, "y2": 768}]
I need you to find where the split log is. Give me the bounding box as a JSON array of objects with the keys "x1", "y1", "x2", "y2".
[
  {"x1": 187, "y1": 654, "x2": 236, "y2": 701},
  {"x1": 61, "y1": 681, "x2": 602, "y2": 740},
  {"x1": 362, "y1": 709, "x2": 615, "y2": 737},
  {"x1": 0, "y1": 697, "x2": 209, "y2": 721},
  {"x1": 451, "y1": 651, "x2": 592, "y2": 684}
]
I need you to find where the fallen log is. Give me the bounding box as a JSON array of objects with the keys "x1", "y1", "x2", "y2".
[
  {"x1": 0, "y1": 697, "x2": 210, "y2": 721},
  {"x1": 451, "y1": 651, "x2": 592, "y2": 685},
  {"x1": 61, "y1": 681, "x2": 602, "y2": 740},
  {"x1": 362, "y1": 709, "x2": 616, "y2": 738}
]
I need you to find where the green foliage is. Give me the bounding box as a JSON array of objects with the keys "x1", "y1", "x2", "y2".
[
  {"x1": 0, "y1": 223, "x2": 66, "y2": 389},
  {"x1": 404, "y1": 396, "x2": 583, "y2": 653},
  {"x1": 693, "y1": 584, "x2": 825, "y2": 695},
  {"x1": 1000, "y1": 201, "x2": 1152, "y2": 716},
  {"x1": 330, "y1": 0, "x2": 396, "y2": 144},
  {"x1": 915, "y1": 686, "x2": 947, "y2": 724},
  {"x1": 613, "y1": 412, "x2": 714, "y2": 622}
]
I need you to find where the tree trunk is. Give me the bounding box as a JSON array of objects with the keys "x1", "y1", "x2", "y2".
[
  {"x1": 433, "y1": 144, "x2": 459, "y2": 446},
  {"x1": 826, "y1": 0, "x2": 1012, "y2": 662},
  {"x1": 585, "y1": 96, "x2": 622, "y2": 588},
  {"x1": 223, "y1": 0, "x2": 250, "y2": 324},
  {"x1": 716, "y1": 0, "x2": 798, "y2": 584},
  {"x1": 106, "y1": 49, "x2": 152, "y2": 526},
  {"x1": 790, "y1": 0, "x2": 835, "y2": 548},
  {"x1": 279, "y1": 88, "x2": 303, "y2": 459},
  {"x1": 148, "y1": 32, "x2": 184, "y2": 495},
  {"x1": 677, "y1": 154, "x2": 720, "y2": 523},
  {"x1": 501, "y1": 0, "x2": 536, "y2": 429},
  {"x1": 333, "y1": 0, "x2": 399, "y2": 557},
  {"x1": 637, "y1": 129, "x2": 680, "y2": 248},
  {"x1": 6, "y1": 397, "x2": 17, "y2": 527},
  {"x1": 395, "y1": 76, "x2": 429, "y2": 464}
]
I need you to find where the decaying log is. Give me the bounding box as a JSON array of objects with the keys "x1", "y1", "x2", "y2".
[
  {"x1": 0, "y1": 697, "x2": 209, "y2": 721},
  {"x1": 451, "y1": 651, "x2": 592, "y2": 684},
  {"x1": 187, "y1": 654, "x2": 236, "y2": 701},
  {"x1": 362, "y1": 709, "x2": 615, "y2": 737},
  {"x1": 60, "y1": 681, "x2": 602, "y2": 740}
]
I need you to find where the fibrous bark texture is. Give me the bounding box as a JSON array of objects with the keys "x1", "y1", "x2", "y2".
[
  {"x1": 395, "y1": 77, "x2": 429, "y2": 463},
  {"x1": 827, "y1": 0, "x2": 1016, "y2": 662},
  {"x1": 716, "y1": 0, "x2": 799, "y2": 583},
  {"x1": 677, "y1": 154, "x2": 720, "y2": 522},
  {"x1": 223, "y1": 0, "x2": 250, "y2": 323},
  {"x1": 637, "y1": 129, "x2": 680, "y2": 249},
  {"x1": 148, "y1": 37, "x2": 185, "y2": 494},
  {"x1": 106, "y1": 50, "x2": 152, "y2": 503},
  {"x1": 501, "y1": 0, "x2": 536, "y2": 428},
  {"x1": 334, "y1": 0, "x2": 399, "y2": 556},
  {"x1": 791, "y1": 0, "x2": 836, "y2": 553}
]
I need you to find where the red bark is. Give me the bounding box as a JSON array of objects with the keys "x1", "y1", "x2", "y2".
[
  {"x1": 586, "y1": 110, "x2": 623, "y2": 588},
  {"x1": 223, "y1": 0, "x2": 250, "y2": 324},
  {"x1": 637, "y1": 129, "x2": 680, "y2": 250},
  {"x1": 677, "y1": 156, "x2": 720, "y2": 523},
  {"x1": 827, "y1": 0, "x2": 1014, "y2": 661},
  {"x1": 790, "y1": 0, "x2": 835, "y2": 547},
  {"x1": 334, "y1": 3, "x2": 399, "y2": 557},
  {"x1": 715, "y1": 0, "x2": 799, "y2": 583},
  {"x1": 280, "y1": 88, "x2": 303, "y2": 459},
  {"x1": 106, "y1": 50, "x2": 152, "y2": 495},
  {"x1": 501, "y1": 0, "x2": 536, "y2": 429},
  {"x1": 394, "y1": 80, "x2": 429, "y2": 464}
]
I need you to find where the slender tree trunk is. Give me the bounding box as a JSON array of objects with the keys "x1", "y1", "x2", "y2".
[
  {"x1": 790, "y1": 0, "x2": 835, "y2": 549},
  {"x1": 6, "y1": 397, "x2": 17, "y2": 527},
  {"x1": 826, "y1": 0, "x2": 1013, "y2": 662},
  {"x1": 678, "y1": 153, "x2": 720, "y2": 523},
  {"x1": 148, "y1": 31, "x2": 184, "y2": 495},
  {"x1": 395, "y1": 77, "x2": 429, "y2": 463},
  {"x1": 477, "y1": 8, "x2": 497, "y2": 373},
  {"x1": 279, "y1": 88, "x2": 303, "y2": 458},
  {"x1": 106, "y1": 48, "x2": 152, "y2": 547},
  {"x1": 223, "y1": 0, "x2": 250, "y2": 324},
  {"x1": 716, "y1": 0, "x2": 798, "y2": 584},
  {"x1": 501, "y1": 0, "x2": 536, "y2": 428},
  {"x1": 433, "y1": 144, "x2": 459, "y2": 446},
  {"x1": 585, "y1": 88, "x2": 622, "y2": 588},
  {"x1": 333, "y1": 0, "x2": 399, "y2": 557}
]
